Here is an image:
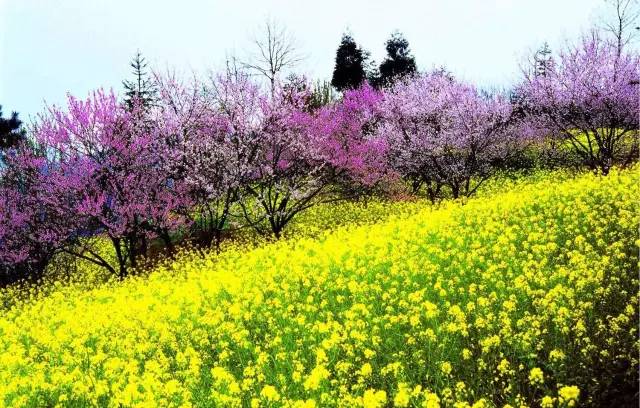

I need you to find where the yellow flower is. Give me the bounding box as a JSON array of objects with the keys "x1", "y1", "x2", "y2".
[
  {"x1": 363, "y1": 389, "x2": 387, "y2": 408},
  {"x1": 422, "y1": 391, "x2": 441, "y2": 408},
  {"x1": 292, "y1": 400, "x2": 317, "y2": 408},
  {"x1": 549, "y1": 349, "x2": 565, "y2": 363},
  {"x1": 0, "y1": 167, "x2": 635, "y2": 408},
  {"x1": 472, "y1": 399, "x2": 488, "y2": 408},
  {"x1": 394, "y1": 383, "x2": 411, "y2": 407},
  {"x1": 440, "y1": 361, "x2": 452, "y2": 376},
  {"x1": 558, "y1": 385, "x2": 580, "y2": 407},
  {"x1": 528, "y1": 367, "x2": 544, "y2": 386},
  {"x1": 541, "y1": 396, "x2": 555, "y2": 408},
  {"x1": 497, "y1": 359, "x2": 510, "y2": 375},
  {"x1": 260, "y1": 385, "x2": 280, "y2": 402},
  {"x1": 360, "y1": 362, "x2": 373, "y2": 378},
  {"x1": 315, "y1": 348, "x2": 327, "y2": 365},
  {"x1": 304, "y1": 365, "x2": 330, "y2": 391}
]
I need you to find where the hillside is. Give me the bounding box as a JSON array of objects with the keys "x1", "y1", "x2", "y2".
[{"x1": 0, "y1": 169, "x2": 637, "y2": 408}]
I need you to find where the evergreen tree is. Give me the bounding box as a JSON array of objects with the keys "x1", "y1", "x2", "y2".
[
  {"x1": 331, "y1": 34, "x2": 369, "y2": 91},
  {"x1": 376, "y1": 31, "x2": 417, "y2": 88},
  {"x1": 0, "y1": 106, "x2": 25, "y2": 150},
  {"x1": 534, "y1": 42, "x2": 554, "y2": 77},
  {"x1": 122, "y1": 50, "x2": 157, "y2": 110}
]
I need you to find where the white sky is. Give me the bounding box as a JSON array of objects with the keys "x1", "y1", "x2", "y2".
[{"x1": 1, "y1": 0, "x2": 605, "y2": 118}]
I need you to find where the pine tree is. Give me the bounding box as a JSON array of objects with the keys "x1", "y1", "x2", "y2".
[
  {"x1": 331, "y1": 34, "x2": 369, "y2": 91},
  {"x1": 122, "y1": 50, "x2": 157, "y2": 111},
  {"x1": 0, "y1": 106, "x2": 25, "y2": 150},
  {"x1": 376, "y1": 31, "x2": 417, "y2": 88},
  {"x1": 534, "y1": 42, "x2": 554, "y2": 77}
]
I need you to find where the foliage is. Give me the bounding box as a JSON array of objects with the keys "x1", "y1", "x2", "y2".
[
  {"x1": 308, "y1": 80, "x2": 338, "y2": 110},
  {"x1": 0, "y1": 106, "x2": 26, "y2": 157},
  {"x1": 122, "y1": 50, "x2": 157, "y2": 111},
  {"x1": 533, "y1": 42, "x2": 554, "y2": 78},
  {"x1": 331, "y1": 34, "x2": 370, "y2": 92},
  {"x1": 374, "y1": 31, "x2": 417, "y2": 88},
  {"x1": 0, "y1": 169, "x2": 636, "y2": 407}
]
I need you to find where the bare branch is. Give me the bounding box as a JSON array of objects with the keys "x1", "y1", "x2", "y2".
[
  {"x1": 241, "y1": 18, "x2": 305, "y2": 91},
  {"x1": 598, "y1": 0, "x2": 640, "y2": 55}
]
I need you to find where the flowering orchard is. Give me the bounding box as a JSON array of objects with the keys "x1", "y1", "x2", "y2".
[
  {"x1": 0, "y1": 168, "x2": 636, "y2": 407},
  {"x1": 0, "y1": 32, "x2": 637, "y2": 282}
]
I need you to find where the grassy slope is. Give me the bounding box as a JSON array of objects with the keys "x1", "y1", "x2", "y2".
[{"x1": 0, "y1": 169, "x2": 637, "y2": 407}]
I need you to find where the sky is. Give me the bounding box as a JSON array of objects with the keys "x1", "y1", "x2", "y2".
[{"x1": 0, "y1": 0, "x2": 606, "y2": 119}]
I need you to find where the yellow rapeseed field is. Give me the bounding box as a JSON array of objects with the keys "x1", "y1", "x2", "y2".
[{"x1": 0, "y1": 169, "x2": 637, "y2": 408}]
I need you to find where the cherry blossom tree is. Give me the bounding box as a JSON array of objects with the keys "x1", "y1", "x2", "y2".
[
  {"x1": 28, "y1": 90, "x2": 186, "y2": 277},
  {"x1": 154, "y1": 71, "x2": 263, "y2": 250},
  {"x1": 379, "y1": 72, "x2": 517, "y2": 200},
  {"x1": 519, "y1": 31, "x2": 640, "y2": 175},
  {"x1": 0, "y1": 144, "x2": 84, "y2": 284},
  {"x1": 311, "y1": 84, "x2": 390, "y2": 198},
  {"x1": 234, "y1": 80, "x2": 392, "y2": 238},
  {"x1": 236, "y1": 82, "x2": 327, "y2": 238}
]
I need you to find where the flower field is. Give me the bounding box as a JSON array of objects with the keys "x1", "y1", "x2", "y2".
[{"x1": 0, "y1": 168, "x2": 637, "y2": 408}]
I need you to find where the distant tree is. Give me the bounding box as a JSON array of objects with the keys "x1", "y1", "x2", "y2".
[
  {"x1": 599, "y1": 0, "x2": 639, "y2": 56},
  {"x1": 242, "y1": 18, "x2": 303, "y2": 92},
  {"x1": 0, "y1": 106, "x2": 25, "y2": 150},
  {"x1": 331, "y1": 33, "x2": 370, "y2": 91},
  {"x1": 376, "y1": 31, "x2": 417, "y2": 88},
  {"x1": 122, "y1": 50, "x2": 157, "y2": 111},
  {"x1": 534, "y1": 42, "x2": 554, "y2": 77},
  {"x1": 283, "y1": 73, "x2": 311, "y2": 98}
]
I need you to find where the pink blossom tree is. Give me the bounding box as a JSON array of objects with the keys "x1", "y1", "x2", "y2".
[
  {"x1": 311, "y1": 84, "x2": 391, "y2": 198},
  {"x1": 236, "y1": 81, "x2": 392, "y2": 238},
  {"x1": 154, "y1": 71, "x2": 262, "y2": 249},
  {"x1": 236, "y1": 82, "x2": 328, "y2": 238},
  {"x1": 27, "y1": 90, "x2": 187, "y2": 277},
  {"x1": 379, "y1": 72, "x2": 517, "y2": 200},
  {"x1": 0, "y1": 144, "x2": 85, "y2": 284},
  {"x1": 518, "y1": 31, "x2": 640, "y2": 175}
]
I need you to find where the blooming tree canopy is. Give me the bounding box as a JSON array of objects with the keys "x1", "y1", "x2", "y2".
[
  {"x1": 379, "y1": 73, "x2": 516, "y2": 200},
  {"x1": 29, "y1": 90, "x2": 186, "y2": 277},
  {"x1": 519, "y1": 32, "x2": 640, "y2": 174}
]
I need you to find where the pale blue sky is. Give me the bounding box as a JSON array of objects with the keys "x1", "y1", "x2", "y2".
[{"x1": 1, "y1": 0, "x2": 604, "y2": 118}]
